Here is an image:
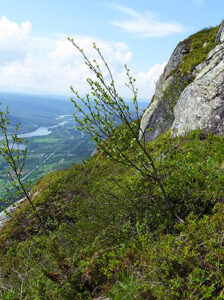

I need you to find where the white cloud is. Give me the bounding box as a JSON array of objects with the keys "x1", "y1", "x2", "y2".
[
  {"x1": 0, "y1": 16, "x2": 165, "y2": 100},
  {"x1": 0, "y1": 16, "x2": 32, "y2": 63},
  {"x1": 105, "y1": 61, "x2": 166, "y2": 100},
  {"x1": 0, "y1": 16, "x2": 31, "y2": 47},
  {"x1": 135, "y1": 62, "x2": 167, "y2": 99},
  {"x1": 49, "y1": 37, "x2": 132, "y2": 73},
  {"x1": 111, "y1": 4, "x2": 186, "y2": 37}
]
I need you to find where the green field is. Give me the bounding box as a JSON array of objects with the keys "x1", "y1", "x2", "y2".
[
  {"x1": 32, "y1": 137, "x2": 59, "y2": 143},
  {"x1": 0, "y1": 115, "x2": 95, "y2": 208}
]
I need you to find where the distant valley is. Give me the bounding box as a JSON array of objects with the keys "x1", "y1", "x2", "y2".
[
  {"x1": 0, "y1": 92, "x2": 148, "y2": 209},
  {"x1": 0, "y1": 93, "x2": 95, "y2": 208},
  {"x1": 0, "y1": 92, "x2": 75, "y2": 133}
]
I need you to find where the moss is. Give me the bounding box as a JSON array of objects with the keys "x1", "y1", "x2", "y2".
[
  {"x1": 161, "y1": 74, "x2": 193, "y2": 127},
  {"x1": 165, "y1": 26, "x2": 219, "y2": 81},
  {"x1": 179, "y1": 26, "x2": 219, "y2": 75}
]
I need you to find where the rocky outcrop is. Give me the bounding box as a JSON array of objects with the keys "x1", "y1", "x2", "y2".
[
  {"x1": 140, "y1": 22, "x2": 224, "y2": 141},
  {"x1": 215, "y1": 21, "x2": 224, "y2": 43},
  {"x1": 172, "y1": 24, "x2": 224, "y2": 137},
  {"x1": 91, "y1": 148, "x2": 98, "y2": 157},
  {"x1": 139, "y1": 42, "x2": 190, "y2": 142},
  {"x1": 0, "y1": 198, "x2": 25, "y2": 228},
  {"x1": 0, "y1": 191, "x2": 39, "y2": 228}
]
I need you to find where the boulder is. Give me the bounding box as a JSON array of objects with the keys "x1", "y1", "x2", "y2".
[{"x1": 172, "y1": 28, "x2": 224, "y2": 137}]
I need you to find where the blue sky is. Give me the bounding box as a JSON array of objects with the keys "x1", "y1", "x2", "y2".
[{"x1": 0, "y1": 0, "x2": 223, "y2": 100}]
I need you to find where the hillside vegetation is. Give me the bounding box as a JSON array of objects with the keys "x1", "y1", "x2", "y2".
[
  {"x1": 168, "y1": 26, "x2": 219, "y2": 79},
  {"x1": 0, "y1": 129, "x2": 223, "y2": 299},
  {"x1": 0, "y1": 23, "x2": 224, "y2": 299}
]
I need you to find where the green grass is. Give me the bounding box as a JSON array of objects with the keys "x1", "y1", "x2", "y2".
[
  {"x1": 180, "y1": 26, "x2": 219, "y2": 75},
  {"x1": 91, "y1": 203, "x2": 224, "y2": 299},
  {"x1": 33, "y1": 137, "x2": 59, "y2": 143},
  {"x1": 166, "y1": 26, "x2": 219, "y2": 79},
  {"x1": 0, "y1": 129, "x2": 223, "y2": 299}
]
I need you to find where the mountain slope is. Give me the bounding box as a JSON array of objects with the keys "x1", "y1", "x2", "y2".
[
  {"x1": 0, "y1": 23, "x2": 224, "y2": 299},
  {"x1": 0, "y1": 130, "x2": 224, "y2": 299}
]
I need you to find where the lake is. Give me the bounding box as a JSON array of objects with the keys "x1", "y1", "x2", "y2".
[
  {"x1": 19, "y1": 127, "x2": 52, "y2": 138},
  {"x1": 18, "y1": 115, "x2": 73, "y2": 138}
]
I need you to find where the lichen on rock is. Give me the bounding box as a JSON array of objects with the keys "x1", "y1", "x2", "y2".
[
  {"x1": 140, "y1": 22, "x2": 222, "y2": 142},
  {"x1": 172, "y1": 25, "x2": 224, "y2": 137},
  {"x1": 139, "y1": 42, "x2": 190, "y2": 142}
]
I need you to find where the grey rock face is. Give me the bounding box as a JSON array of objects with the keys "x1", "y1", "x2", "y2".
[
  {"x1": 139, "y1": 75, "x2": 173, "y2": 142},
  {"x1": 140, "y1": 22, "x2": 224, "y2": 142},
  {"x1": 0, "y1": 198, "x2": 25, "y2": 228},
  {"x1": 91, "y1": 148, "x2": 98, "y2": 157},
  {"x1": 140, "y1": 42, "x2": 190, "y2": 142},
  {"x1": 215, "y1": 21, "x2": 224, "y2": 43},
  {"x1": 163, "y1": 42, "x2": 189, "y2": 79},
  {"x1": 0, "y1": 191, "x2": 38, "y2": 228},
  {"x1": 172, "y1": 33, "x2": 224, "y2": 137}
]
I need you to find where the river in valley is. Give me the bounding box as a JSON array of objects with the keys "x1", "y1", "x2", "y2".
[{"x1": 18, "y1": 115, "x2": 73, "y2": 138}]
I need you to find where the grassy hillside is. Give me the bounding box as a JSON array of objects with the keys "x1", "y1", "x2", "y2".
[
  {"x1": 0, "y1": 129, "x2": 223, "y2": 299},
  {"x1": 0, "y1": 23, "x2": 223, "y2": 299}
]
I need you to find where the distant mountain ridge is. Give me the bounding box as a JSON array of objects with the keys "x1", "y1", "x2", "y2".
[{"x1": 0, "y1": 92, "x2": 73, "y2": 132}]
